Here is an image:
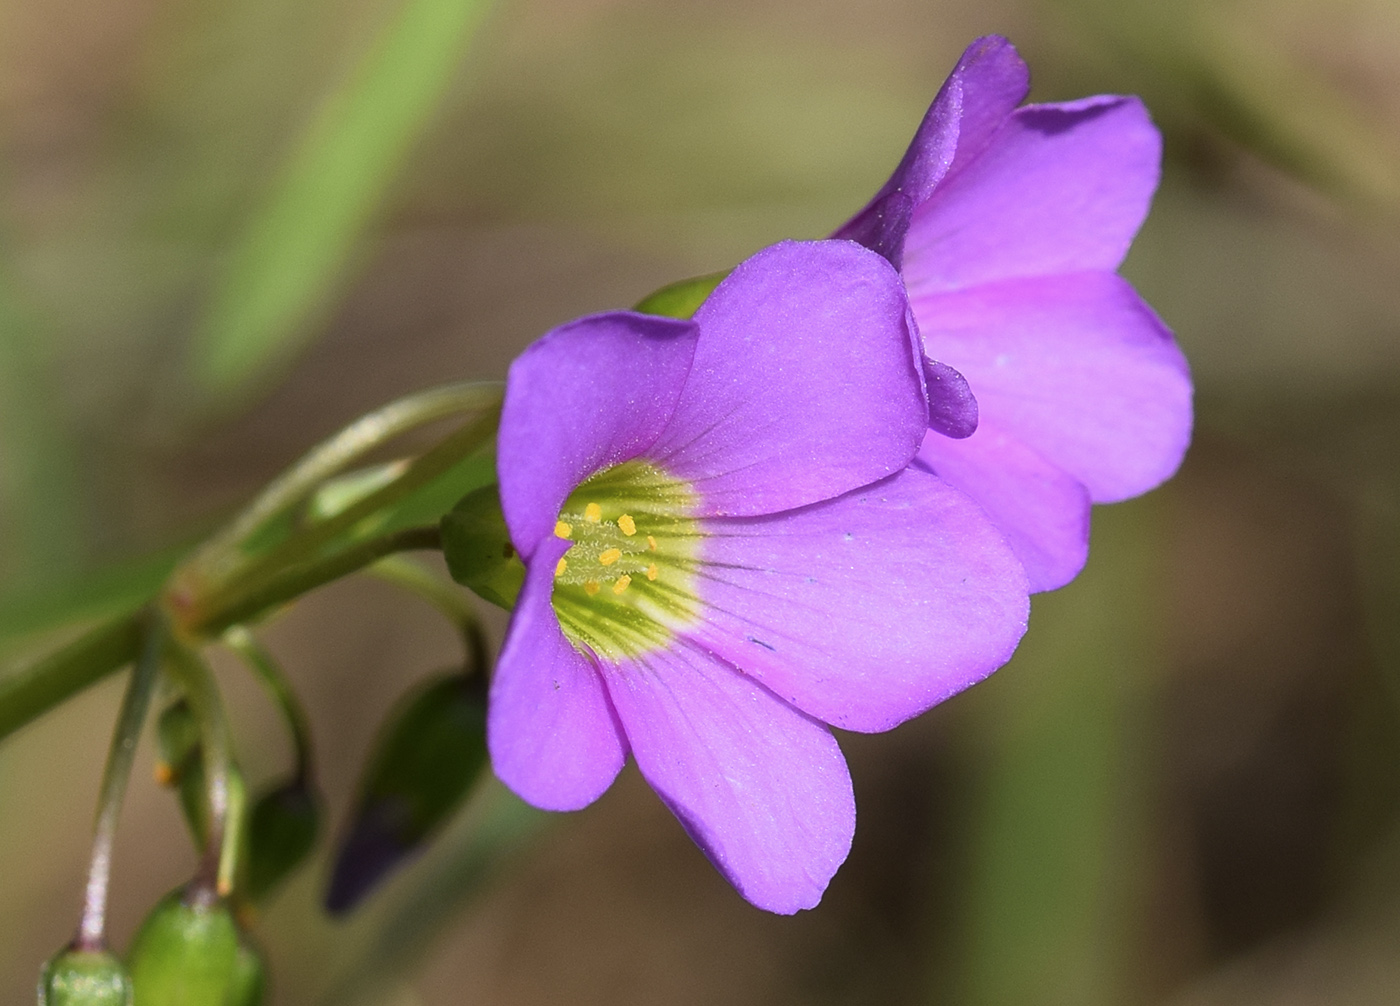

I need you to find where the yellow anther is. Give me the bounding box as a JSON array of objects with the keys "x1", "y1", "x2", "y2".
[
  {"x1": 647, "y1": 535, "x2": 658, "y2": 551},
  {"x1": 153, "y1": 762, "x2": 175, "y2": 787},
  {"x1": 585, "y1": 579, "x2": 601, "y2": 596},
  {"x1": 555, "y1": 557, "x2": 568, "y2": 577},
  {"x1": 618, "y1": 514, "x2": 637, "y2": 536},
  {"x1": 584, "y1": 502, "x2": 602, "y2": 523},
  {"x1": 646, "y1": 563, "x2": 658, "y2": 581},
  {"x1": 599, "y1": 548, "x2": 622, "y2": 566},
  {"x1": 612, "y1": 574, "x2": 632, "y2": 594},
  {"x1": 554, "y1": 520, "x2": 573, "y2": 539}
]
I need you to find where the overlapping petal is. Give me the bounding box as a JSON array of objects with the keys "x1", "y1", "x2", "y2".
[
  {"x1": 902, "y1": 95, "x2": 1161, "y2": 297},
  {"x1": 488, "y1": 534, "x2": 628, "y2": 811},
  {"x1": 916, "y1": 271, "x2": 1193, "y2": 502},
  {"x1": 602, "y1": 640, "x2": 854, "y2": 914},
  {"x1": 498, "y1": 313, "x2": 698, "y2": 556},
  {"x1": 915, "y1": 424, "x2": 1090, "y2": 592},
  {"x1": 646, "y1": 240, "x2": 927, "y2": 517},
  {"x1": 684, "y1": 468, "x2": 1028, "y2": 732}
]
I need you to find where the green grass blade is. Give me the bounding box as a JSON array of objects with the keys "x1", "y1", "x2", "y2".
[{"x1": 190, "y1": 0, "x2": 498, "y2": 398}]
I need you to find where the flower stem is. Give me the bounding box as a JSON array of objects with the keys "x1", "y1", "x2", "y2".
[
  {"x1": 189, "y1": 381, "x2": 501, "y2": 588},
  {"x1": 222, "y1": 626, "x2": 314, "y2": 782},
  {"x1": 75, "y1": 609, "x2": 165, "y2": 950},
  {"x1": 365, "y1": 556, "x2": 488, "y2": 674},
  {"x1": 163, "y1": 639, "x2": 241, "y2": 897}
]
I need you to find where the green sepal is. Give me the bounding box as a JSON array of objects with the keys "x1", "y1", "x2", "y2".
[
  {"x1": 440, "y1": 484, "x2": 524, "y2": 610},
  {"x1": 324, "y1": 670, "x2": 489, "y2": 914},
  {"x1": 244, "y1": 778, "x2": 321, "y2": 903},
  {"x1": 125, "y1": 888, "x2": 239, "y2": 1006},
  {"x1": 38, "y1": 948, "x2": 133, "y2": 1006},
  {"x1": 632, "y1": 270, "x2": 729, "y2": 319},
  {"x1": 227, "y1": 941, "x2": 266, "y2": 1006}
]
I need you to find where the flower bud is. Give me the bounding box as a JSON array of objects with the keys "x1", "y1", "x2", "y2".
[
  {"x1": 125, "y1": 888, "x2": 238, "y2": 1005},
  {"x1": 325, "y1": 671, "x2": 487, "y2": 914},
  {"x1": 38, "y1": 948, "x2": 132, "y2": 1006},
  {"x1": 245, "y1": 779, "x2": 321, "y2": 902},
  {"x1": 441, "y1": 486, "x2": 523, "y2": 609},
  {"x1": 154, "y1": 700, "x2": 200, "y2": 787}
]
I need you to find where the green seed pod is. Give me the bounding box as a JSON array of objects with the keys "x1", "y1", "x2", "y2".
[
  {"x1": 244, "y1": 778, "x2": 321, "y2": 902},
  {"x1": 227, "y1": 941, "x2": 266, "y2": 1006},
  {"x1": 125, "y1": 888, "x2": 238, "y2": 1006},
  {"x1": 38, "y1": 948, "x2": 132, "y2": 1006},
  {"x1": 325, "y1": 671, "x2": 488, "y2": 913},
  {"x1": 441, "y1": 485, "x2": 524, "y2": 609}
]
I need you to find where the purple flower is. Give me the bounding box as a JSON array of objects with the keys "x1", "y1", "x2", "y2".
[
  {"x1": 835, "y1": 36, "x2": 1194, "y2": 592},
  {"x1": 491, "y1": 240, "x2": 1029, "y2": 912}
]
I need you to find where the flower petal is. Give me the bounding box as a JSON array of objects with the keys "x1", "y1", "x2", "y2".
[
  {"x1": 916, "y1": 271, "x2": 1192, "y2": 502},
  {"x1": 498, "y1": 312, "x2": 699, "y2": 557},
  {"x1": 833, "y1": 36, "x2": 1029, "y2": 268},
  {"x1": 489, "y1": 535, "x2": 627, "y2": 811},
  {"x1": 903, "y1": 95, "x2": 1161, "y2": 295},
  {"x1": 602, "y1": 640, "x2": 854, "y2": 914},
  {"x1": 647, "y1": 240, "x2": 926, "y2": 516},
  {"x1": 915, "y1": 424, "x2": 1090, "y2": 592},
  {"x1": 684, "y1": 467, "x2": 1029, "y2": 733}
]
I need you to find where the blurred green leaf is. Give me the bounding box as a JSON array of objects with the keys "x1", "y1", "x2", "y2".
[
  {"x1": 950, "y1": 499, "x2": 1168, "y2": 1006},
  {"x1": 190, "y1": 0, "x2": 499, "y2": 398}
]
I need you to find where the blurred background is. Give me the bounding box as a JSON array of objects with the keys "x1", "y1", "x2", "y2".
[{"x1": 2, "y1": 0, "x2": 1399, "y2": 1001}]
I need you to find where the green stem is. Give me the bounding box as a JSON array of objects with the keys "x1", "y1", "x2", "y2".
[
  {"x1": 191, "y1": 381, "x2": 501, "y2": 587},
  {"x1": 365, "y1": 556, "x2": 487, "y2": 673},
  {"x1": 0, "y1": 614, "x2": 143, "y2": 744},
  {"x1": 187, "y1": 404, "x2": 496, "y2": 620},
  {"x1": 193, "y1": 525, "x2": 441, "y2": 637},
  {"x1": 75, "y1": 609, "x2": 165, "y2": 950},
  {"x1": 164, "y1": 640, "x2": 239, "y2": 896},
  {"x1": 222, "y1": 626, "x2": 315, "y2": 781}
]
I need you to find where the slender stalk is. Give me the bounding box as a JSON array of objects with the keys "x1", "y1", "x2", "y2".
[
  {"x1": 193, "y1": 525, "x2": 442, "y2": 637},
  {"x1": 74, "y1": 609, "x2": 165, "y2": 950},
  {"x1": 0, "y1": 613, "x2": 142, "y2": 745},
  {"x1": 366, "y1": 556, "x2": 488, "y2": 673},
  {"x1": 190, "y1": 381, "x2": 501, "y2": 586},
  {"x1": 182, "y1": 405, "x2": 496, "y2": 625},
  {"x1": 222, "y1": 626, "x2": 315, "y2": 781},
  {"x1": 163, "y1": 640, "x2": 237, "y2": 895}
]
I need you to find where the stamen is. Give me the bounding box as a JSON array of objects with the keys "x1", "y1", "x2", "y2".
[
  {"x1": 585, "y1": 580, "x2": 600, "y2": 596},
  {"x1": 599, "y1": 548, "x2": 622, "y2": 566},
  {"x1": 554, "y1": 520, "x2": 573, "y2": 539},
  {"x1": 647, "y1": 535, "x2": 658, "y2": 551},
  {"x1": 618, "y1": 514, "x2": 636, "y2": 536},
  {"x1": 612, "y1": 575, "x2": 632, "y2": 594},
  {"x1": 555, "y1": 557, "x2": 568, "y2": 577},
  {"x1": 646, "y1": 563, "x2": 658, "y2": 581},
  {"x1": 584, "y1": 503, "x2": 602, "y2": 523}
]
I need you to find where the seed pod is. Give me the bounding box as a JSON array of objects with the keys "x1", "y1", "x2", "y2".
[
  {"x1": 125, "y1": 888, "x2": 238, "y2": 1005},
  {"x1": 244, "y1": 778, "x2": 321, "y2": 902},
  {"x1": 441, "y1": 485, "x2": 524, "y2": 609},
  {"x1": 227, "y1": 941, "x2": 266, "y2": 1006},
  {"x1": 325, "y1": 671, "x2": 488, "y2": 913},
  {"x1": 38, "y1": 948, "x2": 132, "y2": 1006}
]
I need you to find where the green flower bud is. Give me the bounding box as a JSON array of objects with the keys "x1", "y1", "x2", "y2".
[
  {"x1": 441, "y1": 485, "x2": 524, "y2": 609},
  {"x1": 125, "y1": 888, "x2": 238, "y2": 1005},
  {"x1": 325, "y1": 671, "x2": 488, "y2": 913},
  {"x1": 632, "y1": 269, "x2": 729, "y2": 319},
  {"x1": 245, "y1": 779, "x2": 321, "y2": 902},
  {"x1": 38, "y1": 948, "x2": 132, "y2": 1006},
  {"x1": 155, "y1": 700, "x2": 200, "y2": 787},
  {"x1": 227, "y1": 942, "x2": 266, "y2": 1006}
]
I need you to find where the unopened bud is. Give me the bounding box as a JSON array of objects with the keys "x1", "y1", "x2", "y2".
[
  {"x1": 245, "y1": 779, "x2": 321, "y2": 902},
  {"x1": 38, "y1": 948, "x2": 132, "y2": 1006},
  {"x1": 441, "y1": 486, "x2": 524, "y2": 609},
  {"x1": 228, "y1": 941, "x2": 266, "y2": 1006},
  {"x1": 125, "y1": 888, "x2": 238, "y2": 1005}
]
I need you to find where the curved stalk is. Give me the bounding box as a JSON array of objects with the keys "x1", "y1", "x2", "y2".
[
  {"x1": 365, "y1": 556, "x2": 488, "y2": 673},
  {"x1": 222, "y1": 626, "x2": 314, "y2": 782},
  {"x1": 75, "y1": 609, "x2": 165, "y2": 950}
]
